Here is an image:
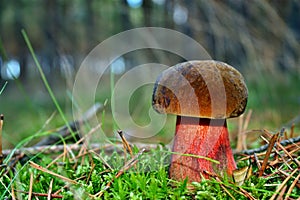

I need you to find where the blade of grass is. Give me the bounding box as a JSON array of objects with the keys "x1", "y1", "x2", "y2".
[
  {"x1": 0, "y1": 81, "x2": 8, "y2": 95},
  {"x1": 161, "y1": 150, "x2": 220, "y2": 164},
  {"x1": 110, "y1": 67, "x2": 118, "y2": 134},
  {"x1": 0, "y1": 114, "x2": 3, "y2": 164},
  {"x1": 21, "y1": 29, "x2": 76, "y2": 141}
]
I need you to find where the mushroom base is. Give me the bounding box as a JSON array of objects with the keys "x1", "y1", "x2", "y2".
[{"x1": 169, "y1": 116, "x2": 236, "y2": 182}]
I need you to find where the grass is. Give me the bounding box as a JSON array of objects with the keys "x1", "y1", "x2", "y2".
[
  {"x1": 0, "y1": 81, "x2": 8, "y2": 95},
  {"x1": 21, "y1": 30, "x2": 77, "y2": 142},
  {"x1": 1, "y1": 137, "x2": 299, "y2": 199},
  {"x1": 1, "y1": 29, "x2": 300, "y2": 199}
]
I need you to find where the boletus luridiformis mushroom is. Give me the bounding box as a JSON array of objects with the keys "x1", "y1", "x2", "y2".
[{"x1": 152, "y1": 60, "x2": 248, "y2": 182}]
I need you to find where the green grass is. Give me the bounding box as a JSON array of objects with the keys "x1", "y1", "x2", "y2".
[
  {"x1": 21, "y1": 30, "x2": 77, "y2": 142},
  {"x1": 0, "y1": 29, "x2": 299, "y2": 199},
  {"x1": 0, "y1": 81, "x2": 8, "y2": 95},
  {"x1": 1, "y1": 142, "x2": 299, "y2": 199}
]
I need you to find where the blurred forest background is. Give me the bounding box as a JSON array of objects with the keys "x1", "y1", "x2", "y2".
[{"x1": 0, "y1": 0, "x2": 300, "y2": 149}]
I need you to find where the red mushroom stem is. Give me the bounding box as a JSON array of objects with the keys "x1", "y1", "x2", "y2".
[{"x1": 169, "y1": 116, "x2": 236, "y2": 182}]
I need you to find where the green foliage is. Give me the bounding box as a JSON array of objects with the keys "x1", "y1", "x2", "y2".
[{"x1": 1, "y1": 144, "x2": 299, "y2": 199}]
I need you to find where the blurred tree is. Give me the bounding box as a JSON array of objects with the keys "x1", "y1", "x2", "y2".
[
  {"x1": 121, "y1": 0, "x2": 132, "y2": 30},
  {"x1": 0, "y1": 0, "x2": 299, "y2": 83},
  {"x1": 142, "y1": 0, "x2": 152, "y2": 27},
  {"x1": 42, "y1": 0, "x2": 60, "y2": 81},
  {"x1": 12, "y1": 1, "x2": 26, "y2": 82},
  {"x1": 85, "y1": 0, "x2": 96, "y2": 49}
]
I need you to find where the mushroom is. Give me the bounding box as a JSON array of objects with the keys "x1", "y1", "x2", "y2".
[{"x1": 152, "y1": 60, "x2": 248, "y2": 182}]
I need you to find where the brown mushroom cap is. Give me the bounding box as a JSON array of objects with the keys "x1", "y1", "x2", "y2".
[{"x1": 152, "y1": 60, "x2": 248, "y2": 119}]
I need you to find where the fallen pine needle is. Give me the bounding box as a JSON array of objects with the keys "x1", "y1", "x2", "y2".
[
  {"x1": 118, "y1": 130, "x2": 134, "y2": 158},
  {"x1": 28, "y1": 173, "x2": 33, "y2": 200},
  {"x1": 14, "y1": 190, "x2": 63, "y2": 199},
  {"x1": 11, "y1": 182, "x2": 16, "y2": 200},
  {"x1": 277, "y1": 185, "x2": 287, "y2": 200},
  {"x1": 259, "y1": 132, "x2": 279, "y2": 177},
  {"x1": 284, "y1": 172, "x2": 300, "y2": 200},
  {"x1": 89, "y1": 150, "x2": 112, "y2": 170},
  {"x1": 48, "y1": 179, "x2": 54, "y2": 200},
  {"x1": 29, "y1": 161, "x2": 78, "y2": 185},
  {"x1": 276, "y1": 141, "x2": 300, "y2": 166},
  {"x1": 93, "y1": 148, "x2": 146, "y2": 198},
  {"x1": 270, "y1": 168, "x2": 298, "y2": 200},
  {"x1": 215, "y1": 177, "x2": 236, "y2": 200}
]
